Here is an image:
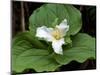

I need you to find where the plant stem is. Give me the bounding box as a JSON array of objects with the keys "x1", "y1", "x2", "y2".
[{"x1": 21, "y1": 2, "x2": 25, "y2": 32}]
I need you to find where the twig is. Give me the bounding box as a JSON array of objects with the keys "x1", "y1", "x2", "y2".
[
  {"x1": 80, "y1": 6, "x2": 83, "y2": 12},
  {"x1": 21, "y1": 2, "x2": 25, "y2": 31}
]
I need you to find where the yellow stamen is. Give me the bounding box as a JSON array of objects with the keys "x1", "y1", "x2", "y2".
[{"x1": 52, "y1": 28, "x2": 62, "y2": 40}]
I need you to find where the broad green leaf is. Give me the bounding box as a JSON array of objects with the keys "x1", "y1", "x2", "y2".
[
  {"x1": 12, "y1": 49, "x2": 61, "y2": 72},
  {"x1": 64, "y1": 5, "x2": 82, "y2": 35},
  {"x1": 12, "y1": 31, "x2": 61, "y2": 72},
  {"x1": 72, "y1": 33, "x2": 96, "y2": 50},
  {"x1": 54, "y1": 33, "x2": 96, "y2": 65},
  {"x1": 54, "y1": 47, "x2": 95, "y2": 65},
  {"x1": 12, "y1": 31, "x2": 46, "y2": 49},
  {"x1": 29, "y1": 4, "x2": 82, "y2": 36}
]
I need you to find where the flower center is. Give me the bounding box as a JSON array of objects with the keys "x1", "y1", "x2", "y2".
[{"x1": 52, "y1": 28, "x2": 62, "y2": 40}]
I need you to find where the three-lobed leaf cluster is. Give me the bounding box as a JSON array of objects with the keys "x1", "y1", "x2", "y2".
[{"x1": 12, "y1": 4, "x2": 96, "y2": 72}]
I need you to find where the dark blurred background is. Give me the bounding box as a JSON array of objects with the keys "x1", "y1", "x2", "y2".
[{"x1": 12, "y1": 1, "x2": 96, "y2": 74}]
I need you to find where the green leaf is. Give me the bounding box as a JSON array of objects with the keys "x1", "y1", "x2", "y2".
[
  {"x1": 64, "y1": 5, "x2": 82, "y2": 35},
  {"x1": 12, "y1": 31, "x2": 61, "y2": 72},
  {"x1": 29, "y1": 4, "x2": 82, "y2": 36},
  {"x1": 72, "y1": 33, "x2": 96, "y2": 50},
  {"x1": 54, "y1": 33, "x2": 96, "y2": 65},
  {"x1": 12, "y1": 31, "x2": 46, "y2": 49},
  {"x1": 54, "y1": 47, "x2": 95, "y2": 65}
]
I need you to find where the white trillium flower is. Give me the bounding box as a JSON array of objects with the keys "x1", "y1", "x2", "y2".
[{"x1": 36, "y1": 19, "x2": 69, "y2": 55}]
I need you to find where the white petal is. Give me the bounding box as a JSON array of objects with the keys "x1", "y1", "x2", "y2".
[
  {"x1": 36, "y1": 26, "x2": 53, "y2": 41},
  {"x1": 56, "y1": 19, "x2": 69, "y2": 36},
  {"x1": 52, "y1": 38, "x2": 65, "y2": 55}
]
